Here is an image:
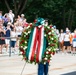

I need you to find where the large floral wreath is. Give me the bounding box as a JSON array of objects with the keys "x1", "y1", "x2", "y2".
[{"x1": 19, "y1": 23, "x2": 58, "y2": 64}]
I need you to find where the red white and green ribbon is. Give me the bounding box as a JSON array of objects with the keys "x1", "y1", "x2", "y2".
[{"x1": 26, "y1": 26, "x2": 47, "y2": 62}]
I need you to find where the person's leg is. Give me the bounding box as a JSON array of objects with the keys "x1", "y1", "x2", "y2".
[
  {"x1": 63, "y1": 46, "x2": 66, "y2": 53},
  {"x1": 59, "y1": 42, "x2": 61, "y2": 51},
  {"x1": 0, "y1": 45, "x2": 2, "y2": 53},
  {"x1": 44, "y1": 62, "x2": 49, "y2": 75},
  {"x1": 5, "y1": 39, "x2": 10, "y2": 52},
  {"x1": 72, "y1": 42, "x2": 76, "y2": 54},
  {"x1": 13, "y1": 41, "x2": 16, "y2": 51},
  {"x1": 38, "y1": 63, "x2": 44, "y2": 75},
  {"x1": 12, "y1": 41, "x2": 15, "y2": 52},
  {"x1": 67, "y1": 46, "x2": 71, "y2": 53},
  {"x1": 10, "y1": 41, "x2": 14, "y2": 52}
]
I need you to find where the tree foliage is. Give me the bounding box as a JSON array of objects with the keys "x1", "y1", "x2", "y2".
[{"x1": 0, "y1": 0, "x2": 76, "y2": 31}]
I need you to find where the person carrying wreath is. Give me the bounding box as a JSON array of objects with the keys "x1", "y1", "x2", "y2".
[
  {"x1": 19, "y1": 17, "x2": 58, "y2": 75},
  {"x1": 34, "y1": 18, "x2": 49, "y2": 75}
]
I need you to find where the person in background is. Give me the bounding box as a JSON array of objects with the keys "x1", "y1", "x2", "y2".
[
  {"x1": 53, "y1": 25, "x2": 59, "y2": 37},
  {"x1": 72, "y1": 29, "x2": 76, "y2": 55},
  {"x1": 59, "y1": 29, "x2": 64, "y2": 52},
  {"x1": 7, "y1": 22, "x2": 14, "y2": 30},
  {"x1": 0, "y1": 12, "x2": 3, "y2": 25},
  {"x1": 8, "y1": 10, "x2": 14, "y2": 23},
  {"x1": 45, "y1": 19, "x2": 48, "y2": 26},
  {"x1": 17, "y1": 15, "x2": 22, "y2": 22},
  {"x1": 21, "y1": 14, "x2": 25, "y2": 21},
  {"x1": 15, "y1": 21, "x2": 23, "y2": 47},
  {"x1": 22, "y1": 19, "x2": 28, "y2": 28},
  {"x1": 0, "y1": 24, "x2": 6, "y2": 54},
  {"x1": 5, "y1": 24, "x2": 11, "y2": 52},
  {"x1": 63, "y1": 30, "x2": 71, "y2": 54},
  {"x1": 0, "y1": 11, "x2": 3, "y2": 19},
  {"x1": 53, "y1": 25, "x2": 59, "y2": 52},
  {"x1": 10, "y1": 27, "x2": 17, "y2": 53},
  {"x1": 3, "y1": 13, "x2": 9, "y2": 27}
]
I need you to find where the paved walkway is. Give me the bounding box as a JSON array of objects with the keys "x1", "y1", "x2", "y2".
[{"x1": 0, "y1": 53, "x2": 76, "y2": 75}]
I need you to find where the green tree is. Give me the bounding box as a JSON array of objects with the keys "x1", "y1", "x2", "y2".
[{"x1": 0, "y1": 0, "x2": 76, "y2": 31}]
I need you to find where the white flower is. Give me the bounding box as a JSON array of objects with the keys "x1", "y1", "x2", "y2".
[
  {"x1": 52, "y1": 27, "x2": 54, "y2": 29},
  {"x1": 46, "y1": 55, "x2": 48, "y2": 57},
  {"x1": 47, "y1": 26, "x2": 50, "y2": 29},
  {"x1": 48, "y1": 48, "x2": 51, "y2": 51},
  {"x1": 44, "y1": 62, "x2": 46, "y2": 64},
  {"x1": 25, "y1": 41, "x2": 27, "y2": 43},
  {"x1": 44, "y1": 58, "x2": 48, "y2": 60},
  {"x1": 50, "y1": 58, "x2": 52, "y2": 60},
  {"x1": 26, "y1": 33, "x2": 28, "y2": 35},
  {"x1": 46, "y1": 51, "x2": 49, "y2": 54},
  {"x1": 24, "y1": 35, "x2": 26, "y2": 37},
  {"x1": 48, "y1": 43, "x2": 50, "y2": 45},
  {"x1": 54, "y1": 48, "x2": 57, "y2": 50},
  {"x1": 48, "y1": 32, "x2": 51, "y2": 35},
  {"x1": 21, "y1": 46, "x2": 23, "y2": 48},
  {"x1": 27, "y1": 26, "x2": 30, "y2": 29},
  {"x1": 20, "y1": 51, "x2": 22, "y2": 54},
  {"x1": 51, "y1": 38, "x2": 54, "y2": 40},
  {"x1": 28, "y1": 31, "x2": 31, "y2": 33},
  {"x1": 45, "y1": 24, "x2": 48, "y2": 26},
  {"x1": 44, "y1": 34, "x2": 46, "y2": 37},
  {"x1": 52, "y1": 30, "x2": 54, "y2": 33},
  {"x1": 24, "y1": 32, "x2": 26, "y2": 34},
  {"x1": 23, "y1": 46, "x2": 27, "y2": 50},
  {"x1": 24, "y1": 32, "x2": 28, "y2": 35}
]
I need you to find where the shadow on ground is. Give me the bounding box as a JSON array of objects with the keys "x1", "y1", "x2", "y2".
[{"x1": 61, "y1": 71, "x2": 76, "y2": 75}]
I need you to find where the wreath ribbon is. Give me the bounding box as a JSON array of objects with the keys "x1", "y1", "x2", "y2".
[{"x1": 26, "y1": 26, "x2": 47, "y2": 62}]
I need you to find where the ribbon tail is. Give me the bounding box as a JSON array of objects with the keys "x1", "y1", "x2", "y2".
[
  {"x1": 30, "y1": 27, "x2": 38, "y2": 61},
  {"x1": 26, "y1": 28, "x2": 34, "y2": 59},
  {"x1": 26, "y1": 27, "x2": 38, "y2": 61},
  {"x1": 36, "y1": 26, "x2": 44, "y2": 62}
]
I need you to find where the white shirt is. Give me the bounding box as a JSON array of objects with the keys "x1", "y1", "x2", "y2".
[
  {"x1": 11, "y1": 31, "x2": 17, "y2": 41},
  {"x1": 8, "y1": 13, "x2": 14, "y2": 23},
  {"x1": 59, "y1": 33, "x2": 64, "y2": 42},
  {"x1": 64, "y1": 33, "x2": 70, "y2": 41},
  {"x1": 15, "y1": 26, "x2": 23, "y2": 36}
]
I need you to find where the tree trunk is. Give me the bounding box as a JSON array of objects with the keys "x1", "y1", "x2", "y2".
[
  {"x1": 13, "y1": 0, "x2": 17, "y2": 16},
  {"x1": 19, "y1": 0, "x2": 27, "y2": 14},
  {"x1": 70, "y1": 11, "x2": 74, "y2": 31},
  {"x1": 17, "y1": 0, "x2": 23, "y2": 14},
  {"x1": 4, "y1": 0, "x2": 10, "y2": 11},
  {"x1": 63, "y1": 9, "x2": 66, "y2": 30},
  {"x1": 67, "y1": 9, "x2": 72, "y2": 28}
]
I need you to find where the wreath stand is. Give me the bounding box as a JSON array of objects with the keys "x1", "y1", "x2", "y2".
[{"x1": 20, "y1": 62, "x2": 26, "y2": 75}]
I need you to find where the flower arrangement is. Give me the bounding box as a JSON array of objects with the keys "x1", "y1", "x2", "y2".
[
  {"x1": 19, "y1": 23, "x2": 58, "y2": 64},
  {"x1": 43, "y1": 25, "x2": 58, "y2": 63}
]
